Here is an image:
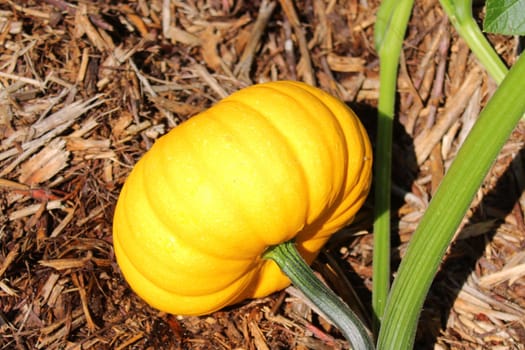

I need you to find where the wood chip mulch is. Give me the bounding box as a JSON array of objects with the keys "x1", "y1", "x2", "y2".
[{"x1": 1, "y1": 0, "x2": 524, "y2": 349}]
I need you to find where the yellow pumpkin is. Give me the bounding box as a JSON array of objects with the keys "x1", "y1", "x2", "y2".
[{"x1": 113, "y1": 81, "x2": 372, "y2": 315}]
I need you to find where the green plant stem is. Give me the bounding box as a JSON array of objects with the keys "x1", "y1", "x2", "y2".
[
  {"x1": 440, "y1": 0, "x2": 508, "y2": 83},
  {"x1": 264, "y1": 241, "x2": 374, "y2": 350},
  {"x1": 372, "y1": 0, "x2": 414, "y2": 336},
  {"x1": 377, "y1": 51, "x2": 525, "y2": 350}
]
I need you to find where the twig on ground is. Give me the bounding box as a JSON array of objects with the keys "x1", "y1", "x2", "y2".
[
  {"x1": 234, "y1": 0, "x2": 277, "y2": 83},
  {"x1": 278, "y1": 0, "x2": 316, "y2": 85}
]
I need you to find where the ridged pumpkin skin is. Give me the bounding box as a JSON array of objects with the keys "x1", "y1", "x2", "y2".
[{"x1": 113, "y1": 81, "x2": 372, "y2": 316}]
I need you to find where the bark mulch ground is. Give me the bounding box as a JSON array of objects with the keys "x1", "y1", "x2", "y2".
[{"x1": 1, "y1": 0, "x2": 524, "y2": 349}]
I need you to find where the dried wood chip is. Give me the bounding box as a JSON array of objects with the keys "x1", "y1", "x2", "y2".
[
  {"x1": 74, "y1": 4, "x2": 113, "y2": 52},
  {"x1": 66, "y1": 137, "x2": 110, "y2": 151},
  {"x1": 115, "y1": 333, "x2": 145, "y2": 350},
  {"x1": 71, "y1": 272, "x2": 97, "y2": 332},
  {"x1": 38, "y1": 256, "x2": 91, "y2": 271},
  {"x1": 166, "y1": 26, "x2": 201, "y2": 46},
  {"x1": 121, "y1": 5, "x2": 149, "y2": 37},
  {"x1": 199, "y1": 26, "x2": 226, "y2": 72},
  {"x1": 248, "y1": 320, "x2": 270, "y2": 350},
  {"x1": 50, "y1": 206, "x2": 76, "y2": 238},
  {"x1": 454, "y1": 86, "x2": 482, "y2": 155},
  {"x1": 19, "y1": 138, "x2": 69, "y2": 185},
  {"x1": 37, "y1": 273, "x2": 60, "y2": 306},
  {"x1": 454, "y1": 297, "x2": 521, "y2": 322},
  {"x1": 193, "y1": 64, "x2": 229, "y2": 99},
  {"x1": 461, "y1": 284, "x2": 525, "y2": 317},
  {"x1": 0, "y1": 280, "x2": 17, "y2": 296},
  {"x1": 0, "y1": 95, "x2": 105, "y2": 175},
  {"x1": 149, "y1": 95, "x2": 202, "y2": 116},
  {"x1": 8, "y1": 200, "x2": 63, "y2": 221},
  {"x1": 414, "y1": 67, "x2": 482, "y2": 164},
  {"x1": 0, "y1": 70, "x2": 45, "y2": 89},
  {"x1": 326, "y1": 54, "x2": 365, "y2": 73},
  {"x1": 479, "y1": 263, "x2": 525, "y2": 288},
  {"x1": 0, "y1": 243, "x2": 19, "y2": 279},
  {"x1": 37, "y1": 310, "x2": 85, "y2": 348}
]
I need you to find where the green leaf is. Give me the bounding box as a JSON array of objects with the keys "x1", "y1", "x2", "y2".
[
  {"x1": 441, "y1": 0, "x2": 508, "y2": 84},
  {"x1": 484, "y1": 0, "x2": 525, "y2": 35}
]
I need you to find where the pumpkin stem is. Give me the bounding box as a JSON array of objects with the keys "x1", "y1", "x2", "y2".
[{"x1": 264, "y1": 241, "x2": 374, "y2": 350}]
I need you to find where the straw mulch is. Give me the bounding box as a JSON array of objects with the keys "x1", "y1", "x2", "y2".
[{"x1": 1, "y1": 0, "x2": 524, "y2": 349}]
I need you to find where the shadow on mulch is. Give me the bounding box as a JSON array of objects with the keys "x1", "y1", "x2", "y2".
[
  {"x1": 321, "y1": 100, "x2": 420, "y2": 335},
  {"x1": 415, "y1": 147, "x2": 525, "y2": 348}
]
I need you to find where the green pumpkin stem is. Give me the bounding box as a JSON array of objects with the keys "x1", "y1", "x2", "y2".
[{"x1": 264, "y1": 240, "x2": 374, "y2": 350}]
